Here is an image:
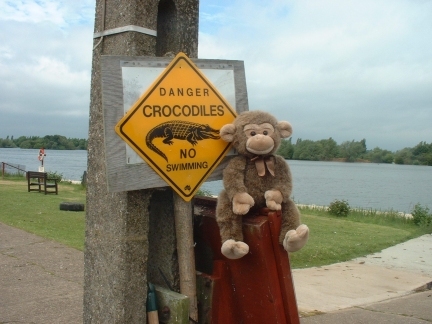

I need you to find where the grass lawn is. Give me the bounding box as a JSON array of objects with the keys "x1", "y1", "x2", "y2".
[
  {"x1": 290, "y1": 211, "x2": 416, "y2": 268},
  {"x1": 1, "y1": 177, "x2": 430, "y2": 268},
  {"x1": 0, "y1": 177, "x2": 86, "y2": 250}
]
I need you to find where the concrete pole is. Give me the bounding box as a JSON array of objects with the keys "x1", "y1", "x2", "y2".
[{"x1": 84, "y1": 0, "x2": 198, "y2": 323}]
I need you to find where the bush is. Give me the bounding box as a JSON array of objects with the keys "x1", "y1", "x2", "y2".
[
  {"x1": 411, "y1": 203, "x2": 432, "y2": 227},
  {"x1": 46, "y1": 171, "x2": 64, "y2": 182},
  {"x1": 195, "y1": 188, "x2": 213, "y2": 197},
  {"x1": 328, "y1": 199, "x2": 350, "y2": 217}
]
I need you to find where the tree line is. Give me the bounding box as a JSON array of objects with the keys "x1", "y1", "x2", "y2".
[
  {"x1": 277, "y1": 138, "x2": 432, "y2": 166},
  {"x1": 1, "y1": 135, "x2": 431, "y2": 166},
  {"x1": 0, "y1": 135, "x2": 87, "y2": 150}
]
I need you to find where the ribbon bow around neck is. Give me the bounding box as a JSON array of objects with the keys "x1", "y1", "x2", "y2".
[{"x1": 251, "y1": 155, "x2": 275, "y2": 177}]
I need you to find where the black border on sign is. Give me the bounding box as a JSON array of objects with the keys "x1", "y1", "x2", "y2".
[
  {"x1": 118, "y1": 56, "x2": 237, "y2": 197},
  {"x1": 102, "y1": 55, "x2": 249, "y2": 193}
]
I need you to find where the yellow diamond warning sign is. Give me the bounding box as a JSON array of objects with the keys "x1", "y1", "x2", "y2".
[{"x1": 115, "y1": 52, "x2": 237, "y2": 201}]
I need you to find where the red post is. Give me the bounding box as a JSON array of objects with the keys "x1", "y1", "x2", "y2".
[
  {"x1": 38, "y1": 148, "x2": 46, "y2": 168},
  {"x1": 194, "y1": 197, "x2": 300, "y2": 323}
]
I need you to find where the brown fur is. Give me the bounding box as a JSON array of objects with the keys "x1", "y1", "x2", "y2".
[{"x1": 216, "y1": 110, "x2": 308, "y2": 258}]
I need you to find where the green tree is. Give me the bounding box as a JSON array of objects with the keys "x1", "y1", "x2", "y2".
[
  {"x1": 14, "y1": 136, "x2": 28, "y2": 147},
  {"x1": 0, "y1": 137, "x2": 16, "y2": 148},
  {"x1": 412, "y1": 141, "x2": 432, "y2": 166},
  {"x1": 1, "y1": 135, "x2": 87, "y2": 150},
  {"x1": 318, "y1": 138, "x2": 338, "y2": 160},
  {"x1": 338, "y1": 139, "x2": 367, "y2": 162},
  {"x1": 293, "y1": 139, "x2": 323, "y2": 161},
  {"x1": 365, "y1": 147, "x2": 394, "y2": 163},
  {"x1": 19, "y1": 140, "x2": 33, "y2": 149},
  {"x1": 394, "y1": 148, "x2": 413, "y2": 165},
  {"x1": 277, "y1": 138, "x2": 294, "y2": 159}
]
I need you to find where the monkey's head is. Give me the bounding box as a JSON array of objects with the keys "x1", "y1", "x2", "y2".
[{"x1": 220, "y1": 110, "x2": 293, "y2": 158}]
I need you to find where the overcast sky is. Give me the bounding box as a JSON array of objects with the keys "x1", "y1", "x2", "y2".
[{"x1": 1, "y1": 0, "x2": 431, "y2": 151}]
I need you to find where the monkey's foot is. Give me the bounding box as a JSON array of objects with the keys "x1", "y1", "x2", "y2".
[
  {"x1": 221, "y1": 239, "x2": 249, "y2": 259},
  {"x1": 283, "y1": 224, "x2": 309, "y2": 252}
]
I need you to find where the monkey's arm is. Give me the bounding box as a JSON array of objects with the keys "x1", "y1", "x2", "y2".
[
  {"x1": 265, "y1": 156, "x2": 297, "y2": 211},
  {"x1": 269, "y1": 155, "x2": 293, "y2": 202},
  {"x1": 223, "y1": 156, "x2": 254, "y2": 214},
  {"x1": 223, "y1": 156, "x2": 247, "y2": 199}
]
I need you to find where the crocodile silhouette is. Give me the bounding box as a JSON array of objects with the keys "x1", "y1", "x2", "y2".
[{"x1": 146, "y1": 121, "x2": 220, "y2": 162}]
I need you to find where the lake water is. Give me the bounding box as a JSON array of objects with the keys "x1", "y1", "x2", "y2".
[
  {"x1": 202, "y1": 160, "x2": 432, "y2": 213},
  {"x1": 1, "y1": 148, "x2": 431, "y2": 213},
  {"x1": 1, "y1": 148, "x2": 87, "y2": 183}
]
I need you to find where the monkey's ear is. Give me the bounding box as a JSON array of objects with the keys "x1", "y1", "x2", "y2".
[
  {"x1": 220, "y1": 124, "x2": 236, "y2": 142},
  {"x1": 277, "y1": 121, "x2": 292, "y2": 138}
]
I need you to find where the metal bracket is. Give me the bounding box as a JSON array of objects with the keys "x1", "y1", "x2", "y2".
[{"x1": 93, "y1": 25, "x2": 157, "y2": 38}]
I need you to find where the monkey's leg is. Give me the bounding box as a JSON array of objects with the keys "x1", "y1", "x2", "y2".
[
  {"x1": 280, "y1": 199, "x2": 309, "y2": 252},
  {"x1": 216, "y1": 191, "x2": 249, "y2": 259}
]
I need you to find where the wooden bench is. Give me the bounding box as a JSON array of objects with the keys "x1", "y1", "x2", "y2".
[{"x1": 27, "y1": 171, "x2": 58, "y2": 195}]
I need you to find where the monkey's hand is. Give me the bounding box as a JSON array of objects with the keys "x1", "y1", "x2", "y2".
[
  {"x1": 232, "y1": 192, "x2": 254, "y2": 215},
  {"x1": 265, "y1": 190, "x2": 283, "y2": 210},
  {"x1": 283, "y1": 224, "x2": 309, "y2": 252}
]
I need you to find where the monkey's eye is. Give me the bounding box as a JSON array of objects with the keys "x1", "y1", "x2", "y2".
[
  {"x1": 263, "y1": 131, "x2": 268, "y2": 135},
  {"x1": 243, "y1": 124, "x2": 261, "y2": 137}
]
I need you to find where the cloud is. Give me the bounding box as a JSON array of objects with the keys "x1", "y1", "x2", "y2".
[
  {"x1": 0, "y1": 0, "x2": 65, "y2": 25},
  {"x1": 0, "y1": 0, "x2": 431, "y2": 152},
  {"x1": 0, "y1": 0, "x2": 94, "y2": 27},
  {"x1": 0, "y1": 0, "x2": 94, "y2": 138},
  {"x1": 199, "y1": 0, "x2": 432, "y2": 150}
]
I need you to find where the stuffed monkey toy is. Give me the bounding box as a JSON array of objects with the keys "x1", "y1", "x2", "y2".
[{"x1": 216, "y1": 110, "x2": 309, "y2": 259}]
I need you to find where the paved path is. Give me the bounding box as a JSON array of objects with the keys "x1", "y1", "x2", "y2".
[
  {"x1": 1, "y1": 222, "x2": 431, "y2": 323},
  {"x1": 301, "y1": 290, "x2": 432, "y2": 323},
  {"x1": 0, "y1": 223, "x2": 83, "y2": 323},
  {"x1": 293, "y1": 234, "x2": 432, "y2": 314},
  {"x1": 294, "y1": 234, "x2": 432, "y2": 323}
]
